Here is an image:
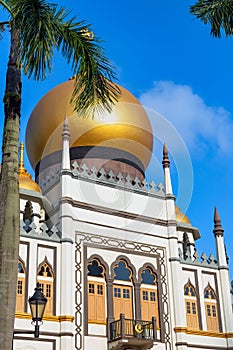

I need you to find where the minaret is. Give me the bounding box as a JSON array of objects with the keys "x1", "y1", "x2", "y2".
[
  {"x1": 162, "y1": 143, "x2": 173, "y2": 195},
  {"x1": 213, "y1": 207, "x2": 233, "y2": 332},
  {"x1": 162, "y1": 143, "x2": 175, "y2": 220},
  {"x1": 62, "y1": 116, "x2": 71, "y2": 171},
  {"x1": 162, "y1": 145, "x2": 187, "y2": 344},
  {"x1": 213, "y1": 207, "x2": 226, "y2": 267},
  {"x1": 60, "y1": 118, "x2": 74, "y2": 348}
]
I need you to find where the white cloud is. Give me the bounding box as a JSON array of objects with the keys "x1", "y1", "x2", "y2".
[{"x1": 139, "y1": 81, "x2": 233, "y2": 157}]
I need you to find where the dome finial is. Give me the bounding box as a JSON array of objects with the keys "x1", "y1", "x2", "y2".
[
  {"x1": 19, "y1": 142, "x2": 25, "y2": 172},
  {"x1": 18, "y1": 141, "x2": 42, "y2": 193}
]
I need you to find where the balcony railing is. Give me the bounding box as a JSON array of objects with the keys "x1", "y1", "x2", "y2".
[{"x1": 109, "y1": 314, "x2": 157, "y2": 343}]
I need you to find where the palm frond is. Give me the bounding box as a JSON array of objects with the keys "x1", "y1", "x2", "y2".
[
  {"x1": 12, "y1": 0, "x2": 119, "y2": 114},
  {"x1": 0, "y1": 0, "x2": 13, "y2": 16},
  {"x1": 54, "y1": 12, "x2": 120, "y2": 115},
  {"x1": 0, "y1": 21, "x2": 8, "y2": 39},
  {"x1": 12, "y1": 0, "x2": 61, "y2": 79},
  {"x1": 190, "y1": 0, "x2": 233, "y2": 37}
]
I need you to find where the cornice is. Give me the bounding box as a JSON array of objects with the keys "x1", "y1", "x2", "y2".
[
  {"x1": 59, "y1": 196, "x2": 177, "y2": 227},
  {"x1": 174, "y1": 327, "x2": 233, "y2": 338},
  {"x1": 15, "y1": 312, "x2": 74, "y2": 322}
]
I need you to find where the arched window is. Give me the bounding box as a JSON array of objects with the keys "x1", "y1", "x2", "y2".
[
  {"x1": 184, "y1": 280, "x2": 199, "y2": 330},
  {"x1": 37, "y1": 257, "x2": 54, "y2": 316},
  {"x1": 140, "y1": 267, "x2": 159, "y2": 326},
  {"x1": 113, "y1": 259, "x2": 134, "y2": 320},
  {"x1": 87, "y1": 258, "x2": 106, "y2": 324},
  {"x1": 204, "y1": 284, "x2": 219, "y2": 332},
  {"x1": 16, "y1": 258, "x2": 26, "y2": 312}
]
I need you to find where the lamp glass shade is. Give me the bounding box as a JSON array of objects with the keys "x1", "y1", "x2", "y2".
[{"x1": 29, "y1": 283, "x2": 47, "y2": 321}]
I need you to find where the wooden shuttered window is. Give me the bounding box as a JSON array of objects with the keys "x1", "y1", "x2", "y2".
[
  {"x1": 113, "y1": 285, "x2": 133, "y2": 319},
  {"x1": 16, "y1": 276, "x2": 25, "y2": 312},
  {"x1": 185, "y1": 299, "x2": 199, "y2": 329},
  {"x1": 204, "y1": 285, "x2": 219, "y2": 332},
  {"x1": 141, "y1": 287, "x2": 159, "y2": 325},
  {"x1": 184, "y1": 282, "x2": 199, "y2": 330},
  {"x1": 16, "y1": 260, "x2": 26, "y2": 313},
  {"x1": 37, "y1": 258, "x2": 54, "y2": 316},
  {"x1": 88, "y1": 281, "x2": 106, "y2": 323},
  {"x1": 38, "y1": 281, "x2": 54, "y2": 315}
]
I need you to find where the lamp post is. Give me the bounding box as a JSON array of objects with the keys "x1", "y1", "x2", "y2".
[{"x1": 28, "y1": 282, "x2": 47, "y2": 338}]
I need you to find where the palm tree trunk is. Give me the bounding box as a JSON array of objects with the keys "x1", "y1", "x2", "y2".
[{"x1": 0, "y1": 25, "x2": 21, "y2": 349}]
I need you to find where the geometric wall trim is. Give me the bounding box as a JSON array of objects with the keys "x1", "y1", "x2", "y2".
[{"x1": 75, "y1": 232, "x2": 171, "y2": 350}]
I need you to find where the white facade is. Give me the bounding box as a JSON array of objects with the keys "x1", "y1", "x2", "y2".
[{"x1": 13, "y1": 84, "x2": 233, "y2": 350}]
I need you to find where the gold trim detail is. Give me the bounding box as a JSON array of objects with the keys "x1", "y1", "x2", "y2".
[
  {"x1": 135, "y1": 324, "x2": 143, "y2": 334},
  {"x1": 174, "y1": 327, "x2": 233, "y2": 338},
  {"x1": 15, "y1": 312, "x2": 74, "y2": 322},
  {"x1": 88, "y1": 320, "x2": 107, "y2": 325}
]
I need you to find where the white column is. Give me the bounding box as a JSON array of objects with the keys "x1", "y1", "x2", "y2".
[
  {"x1": 62, "y1": 117, "x2": 71, "y2": 171},
  {"x1": 162, "y1": 144, "x2": 188, "y2": 349},
  {"x1": 60, "y1": 238, "x2": 75, "y2": 349},
  {"x1": 213, "y1": 207, "x2": 233, "y2": 333},
  {"x1": 27, "y1": 240, "x2": 38, "y2": 312},
  {"x1": 162, "y1": 143, "x2": 173, "y2": 195}
]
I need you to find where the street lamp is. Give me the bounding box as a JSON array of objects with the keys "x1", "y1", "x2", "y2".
[{"x1": 28, "y1": 282, "x2": 47, "y2": 338}]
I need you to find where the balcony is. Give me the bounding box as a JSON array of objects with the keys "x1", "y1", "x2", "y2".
[{"x1": 108, "y1": 314, "x2": 157, "y2": 350}]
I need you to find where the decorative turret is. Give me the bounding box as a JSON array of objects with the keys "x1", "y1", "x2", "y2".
[
  {"x1": 162, "y1": 144, "x2": 173, "y2": 195},
  {"x1": 213, "y1": 207, "x2": 233, "y2": 332},
  {"x1": 62, "y1": 117, "x2": 71, "y2": 170},
  {"x1": 162, "y1": 143, "x2": 186, "y2": 331},
  {"x1": 213, "y1": 207, "x2": 227, "y2": 268},
  {"x1": 162, "y1": 143, "x2": 170, "y2": 168},
  {"x1": 213, "y1": 207, "x2": 224, "y2": 237}
]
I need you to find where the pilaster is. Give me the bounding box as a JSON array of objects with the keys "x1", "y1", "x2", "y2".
[
  {"x1": 213, "y1": 207, "x2": 233, "y2": 332},
  {"x1": 59, "y1": 238, "x2": 75, "y2": 348},
  {"x1": 162, "y1": 143, "x2": 173, "y2": 196},
  {"x1": 62, "y1": 117, "x2": 71, "y2": 171},
  {"x1": 162, "y1": 145, "x2": 187, "y2": 348}
]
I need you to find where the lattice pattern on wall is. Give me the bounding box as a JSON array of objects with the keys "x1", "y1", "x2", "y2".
[{"x1": 75, "y1": 233, "x2": 171, "y2": 350}]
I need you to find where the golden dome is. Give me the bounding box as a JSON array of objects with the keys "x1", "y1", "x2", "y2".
[
  {"x1": 26, "y1": 79, "x2": 153, "y2": 171},
  {"x1": 175, "y1": 206, "x2": 190, "y2": 224},
  {"x1": 18, "y1": 143, "x2": 41, "y2": 193}
]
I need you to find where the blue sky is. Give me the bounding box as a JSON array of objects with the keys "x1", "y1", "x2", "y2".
[{"x1": 0, "y1": 0, "x2": 233, "y2": 278}]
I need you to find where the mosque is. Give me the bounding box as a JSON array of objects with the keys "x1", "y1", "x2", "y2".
[{"x1": 13, "y1": 78, "x2": 233, "y2": 350}]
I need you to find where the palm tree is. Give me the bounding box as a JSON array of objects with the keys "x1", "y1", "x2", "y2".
[
  {"x1": 190, "y1": 0, "x2": 233, "y2": 37},
  {"x1": 0, "y1": 0, "x2": 119, "y2": 347}
]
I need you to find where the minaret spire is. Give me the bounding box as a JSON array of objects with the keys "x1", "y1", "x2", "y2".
[
  {"x1": 162, "y1": 143, "x2": 170, "y2": 168},
  {"x1": 213, "y1": 206, "x2": 227, "y2": 266},
  {"x1": 62, "y1": 116, "x2": 71, "y2": 170},
  {"x1": 213, "y1": 206, "x2": 224, "y2": 237},
  {"x1": 213, "y1": 206, "x2": 233, "y2": 332},
  {"x1": 162, "y1": 143, "x2": 173, "y2": 194}
]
